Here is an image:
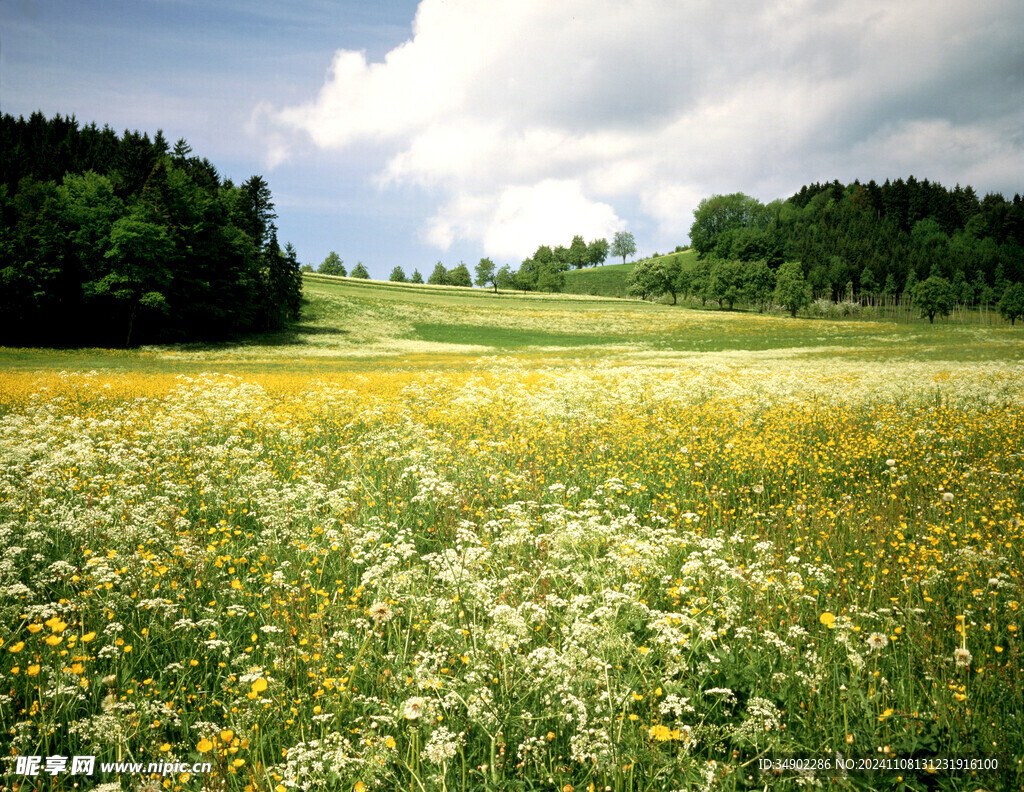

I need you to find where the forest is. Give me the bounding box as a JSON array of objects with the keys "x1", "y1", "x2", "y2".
[
  {"x1": 0, "y1": 112, "x2": 302, "y2": 347},
  {"x1": 689, "y1": 178, "x2": 1024, "y2": 304}
]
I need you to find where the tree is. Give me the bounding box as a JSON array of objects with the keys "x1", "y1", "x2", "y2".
[
  {"x1": 567, "y1": 235, "x2": 589, "y2": 269},
  {"x1": 536, "y1": 264, "x2": 565, "y2": 293},
  {"x1": 474, "y1": 257, "x2": 497, "y2": 292},
  {"x1": 627, "y1": 258, "x2": 681, "y2": 303},
  {"x1": 610, "y1": 231, "x2": 637, "y2": 264},
  {"x1": 859, "y1": 267, "x2": 878, "y2": 296},
  {"x1": 707, "y1": 259, "x2": 745, "y2": 309},
  {"x1": 587, "y1": 238, "x2": 610, "y2": 267},
  {"x1": 689, "y1": 193, "x2": 767, "y2": 258},
  {"x1": 496, "y1": 264, "x2": 516, "y2": 290},
  {"x1": 743, "y1": 260, "x2": 776, "y2": 312},
  {"x1": 410, "y1": 268, "x2": 424, "y2": 284},
  {"x1": 690, "y1": 259, "x2": 713, "y2": 306},
  {"x1": 913, "y1": 275, "x2": 954, "y2": 323},
  {"x1": 350, "y1": 262, "x2": 369, "y2": 279},
  {"x1": 319, "y1": 251, "x2": 346, "y2": 276},
  {"x1": 773, "y1": 261, "x2": 812, "y2": 317},
  {"x1": 448, "y1": 262, "x2": 472, "y2": 287},
  {"x1": 389, "y1": 266, "x2": 407, "y2": 282},
  {"x1": 428, "y1": 261, "x2": 448, "y2": 285},
  {"x1": 97, "y1": 211, "x2": 174, "y2": 346},
  {"x1": 997, "y1": 281, "x2": 1024, "y2": 325},
  {"x1": 239, "y1": 175, "x2": 277, "y2": 249}
]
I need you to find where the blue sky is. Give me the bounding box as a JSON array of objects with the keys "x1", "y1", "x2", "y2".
[{"x1": 4, "y1": 1, "x2": 1023, "y2": 278}]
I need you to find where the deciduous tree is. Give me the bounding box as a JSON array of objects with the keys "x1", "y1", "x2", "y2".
[
  {"x1": 998, "y1": 281, "x2": 1024, "y2": 325},
  {"x1": 773, "y1": 261, "x2": 812, "y2": 317},
  {"x1": 610, "y1": 231, "x2": 637, "y2": 264},
  {"x1": 475, "y1": 257, "x2": 497, "y2": 292},
  {"x1": 912, "y1": 275, "x2": 955, "y2": 323}
]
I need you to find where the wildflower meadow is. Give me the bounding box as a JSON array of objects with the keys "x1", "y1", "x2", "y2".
[{"x1": 1, "y1": 280, "x2": 1022, "y2": 791}]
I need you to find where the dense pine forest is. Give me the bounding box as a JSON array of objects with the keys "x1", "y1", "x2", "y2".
[{"x1": 0, "y1": 112, "x2": 302, "y2": 347}]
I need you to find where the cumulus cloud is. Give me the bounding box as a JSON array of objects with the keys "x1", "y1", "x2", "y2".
[{"x1": 269, "y1": 0, "x2": 1024, "y2": 259}]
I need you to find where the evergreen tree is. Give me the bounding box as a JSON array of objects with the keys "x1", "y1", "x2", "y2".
[
  {"x1": 448, "y1": 262, "x2": 472, "y2": 287},
  {"x1": 567, "y1": 235, "x2": 589, "y2": 269},
  {"x1": 427, "y1": 262, "x2": 448, "y2": 285},
  {"x1": 587, "y1": 238, "x2": 610, "y2": 266},
  {"x1": 319, "y1": 251, "x2": 346, "y2": 276},
  {"x1": 389, "y1": 266, "x2": 407, "y2": 282},
  {"x1": 410, "y1": 269, "x2": 424, "y2": 284},
  {"x1": 350, "y1": 262, "x2": 370, "y2": 279}
]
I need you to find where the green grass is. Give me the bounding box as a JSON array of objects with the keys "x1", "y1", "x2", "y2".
[
  {"x1": 2, "y1": 272, "x2": 1023, "y2": 376},
  {"x1": 562, "y1": 260, "x2": 638, "y2": 296}
]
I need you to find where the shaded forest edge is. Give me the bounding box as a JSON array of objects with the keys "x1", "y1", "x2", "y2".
[{"x1": 1, "y1": 112, "x2": 302, "y2": 347}]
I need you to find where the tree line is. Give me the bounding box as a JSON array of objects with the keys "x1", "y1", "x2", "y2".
[
  {"x1": 314, "y1": 233, "x2": 636, "y2": 294},
  {"x1": 1, "y1": 112, "x2": 302, "y2": 347},
  {"x1": 628, "y1": 178, "x2": 1024, "y2": 324}
]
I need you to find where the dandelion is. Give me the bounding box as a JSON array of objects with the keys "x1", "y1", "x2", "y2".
[
  {"x1": 866, "y1": 632, "x2": 888, "y2": 651},
  {"x1": 403, "y1": 696, "x2": 426, "y2": 721},
  {"x1": 368, "y1": 601, "x2": 393, "y2": 624},
  {"x1": 752, "y1": 484, "x2": 765, "y2": 494},
  {"x1": 819, "y1": 612, "x2": 836, "y2": 629},
  {"x1": 954, "y1": 648, "x2": 972, "y2": 668},
  {"x1": 648, "y1": 725, "x2": 673, "y2": 741},
  {"x1": 942, "y1": 492, "x2": 955, "y2": 503},
  {"x1": 886, "y1": 459, "x2": 896, "y2": 467}
]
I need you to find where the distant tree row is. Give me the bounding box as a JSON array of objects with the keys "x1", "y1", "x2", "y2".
[
  {"x1": 314, "y1": 232, "x2": 630, "y2": 296},
  {"x1": 1, "y1": 112, "x2": 302, "y2": 346},
  {"x1": 687, "y1": 179, "x2": 1024, "y2": 307},
  {"x1": 496, "y1": 233, "x2": 633, "y2": 293},
  {"x1": 628, "y1": 252, "x2": 1024, "y2": 324},
  {"x1": 315, "y1": 252, "x2": 370, "y2": 279}
]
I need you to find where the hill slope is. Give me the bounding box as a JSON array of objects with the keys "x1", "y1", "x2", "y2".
[{"x1": 561, "y1": 250, "x2": 698, "y2": 297}]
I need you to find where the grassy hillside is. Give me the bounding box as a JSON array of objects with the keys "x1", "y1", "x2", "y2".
[
  {"x1": 562, "y1": 249, "x2": 698, "y2": 297},
  {"x1": 561, "y1": 260, "x2": 637, "y2": 296},
  {"x1": 2, "y1": 270, "x2": 1021, "y2": 378}
]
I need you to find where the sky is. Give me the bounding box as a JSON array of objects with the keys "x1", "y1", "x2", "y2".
[{"x1": 3, "y1": 0, "x2": 1023, "y2": 278}]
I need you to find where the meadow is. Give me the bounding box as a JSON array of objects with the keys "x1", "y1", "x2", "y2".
[{"x1": 1, "y1": 275, "x2": 1022, "y2": 791}]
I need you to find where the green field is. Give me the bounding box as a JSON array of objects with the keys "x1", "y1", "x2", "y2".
[{"x1": 1, "y1": 277, "x2": 1023, "y2": 791}]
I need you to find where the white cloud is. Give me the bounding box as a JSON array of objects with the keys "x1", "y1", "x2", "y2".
[
  {"x1": 423, "y1": 180, "x2": 623, "y2": 260},
  {"x1": 269, "y1": 0, "x2": 1024, "y2": 258}
]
